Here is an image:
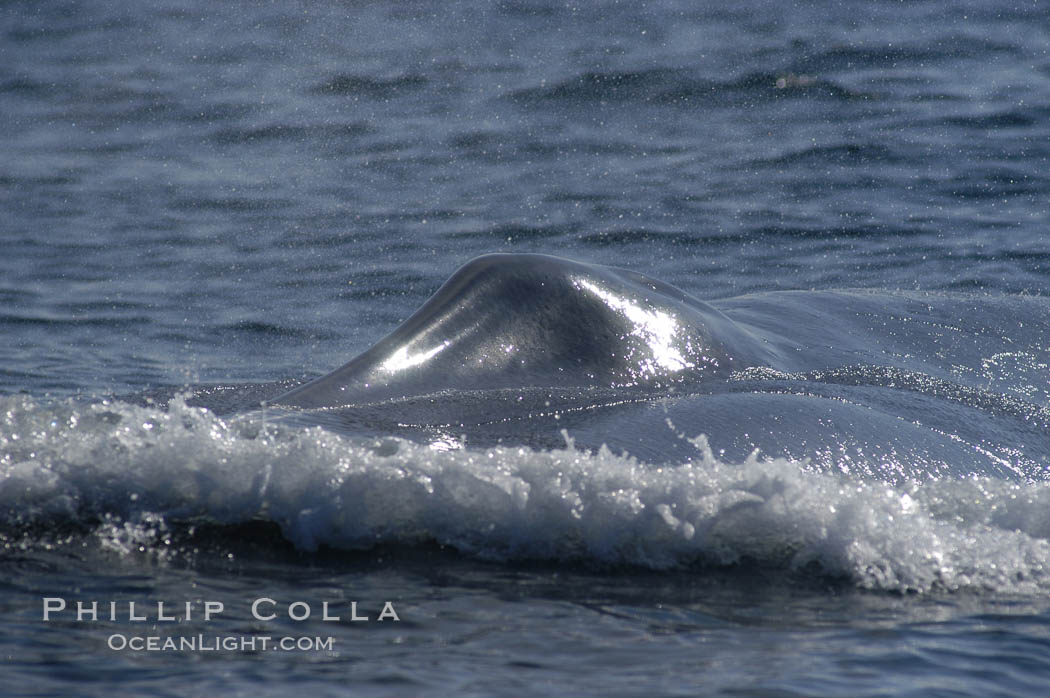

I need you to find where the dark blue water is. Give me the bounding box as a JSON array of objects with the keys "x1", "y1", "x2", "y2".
[{"x1": 3, "y1": 1, "x2": 1050, "y2": 695}]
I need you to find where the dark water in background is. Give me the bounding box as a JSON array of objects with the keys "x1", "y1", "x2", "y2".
[{"x1": 2, "y1": 0, "x2": 1050, "y2": 695}]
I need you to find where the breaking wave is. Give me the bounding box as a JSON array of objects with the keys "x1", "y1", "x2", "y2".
[{"x1": 3, "y1": 394, "x2": 1050, "y2": 594}]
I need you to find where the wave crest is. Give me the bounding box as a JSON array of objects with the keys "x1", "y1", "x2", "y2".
[{"x1": 2, "y1": 395, "x2": 1050, "y2": 594}]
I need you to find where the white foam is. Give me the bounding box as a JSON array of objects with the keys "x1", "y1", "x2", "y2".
[{"x1": 2, "y1": 394, "x2": 1050, "y2": 593}]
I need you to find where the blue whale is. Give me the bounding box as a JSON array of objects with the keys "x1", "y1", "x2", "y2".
[
  {"x1": 272, "y1": 253, "x2": 771, "y2": 408},
  {"x1": 266, "y1": 253, "x2": 1050, "y2": 484}
]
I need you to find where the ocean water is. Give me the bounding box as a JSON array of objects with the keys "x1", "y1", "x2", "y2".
[{"x1": 3, "y1": 0, "x2": 1050, "y2": 695}]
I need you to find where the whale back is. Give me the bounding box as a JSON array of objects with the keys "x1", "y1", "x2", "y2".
[{"x1": 271, "y1": 253, "x2": 753, "y2": 408}]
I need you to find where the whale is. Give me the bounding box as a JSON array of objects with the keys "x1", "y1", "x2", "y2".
[
  {"x1": 271, "y1": 253, "x2": 771, "y2": 408},
  {"x1": 257, "y1": 253, "x2": 1050, "y2": 484}
]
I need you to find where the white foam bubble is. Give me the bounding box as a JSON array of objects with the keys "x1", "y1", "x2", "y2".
[{"x1": 2, "y1": 394, "x2": 1050, "y2": 594}]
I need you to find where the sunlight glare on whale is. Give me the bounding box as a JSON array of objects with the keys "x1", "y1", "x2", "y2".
[
  {"x1": 380, "y1": 339, "x2": 452, "y2": 374},
  {"x1": 573, "y1": 276, "x2": 696, "y2": 376}
]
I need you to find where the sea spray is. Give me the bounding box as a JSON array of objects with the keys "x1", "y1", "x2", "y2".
[{"x1": 2, "y1": 394, "x2": 1050, "y2": 593}]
